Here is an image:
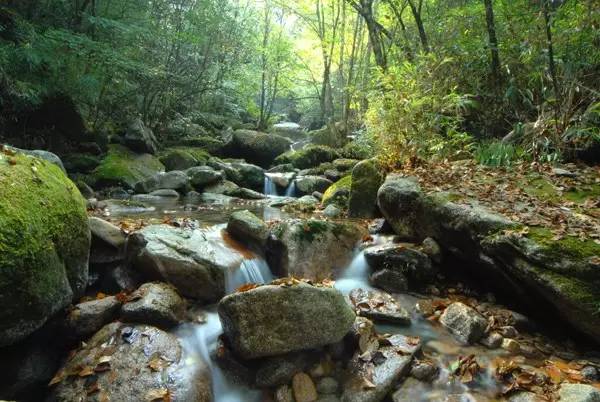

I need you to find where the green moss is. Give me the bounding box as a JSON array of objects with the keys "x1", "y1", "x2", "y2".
[
  {"x1": 90, "y1": 144, "x2": 164, "y2": 189},
  {"x1": 521, "y1": 176, "x2": 558, "y2": 200},
  {"x1": 322, "y1": 175, "x2": 352, "y2": 207},
  {"x1": 63, "y1": 153, "x2": 101, "y2": 173},
  {"x1": 293, "y1": 219, "x2": 330, "y2": 242},
  {"x1": 564, "y1": 183, "x2": 600, "y2": 204},
  {"x1": 527, "y1": 227, "x2": 600, "y2": 261},
  {"x1": 534, "y1": 266, "x2": 600, "y2": 315},
  {"x1": 0, "y1": 152, "x2": 89, "y2": 342}
]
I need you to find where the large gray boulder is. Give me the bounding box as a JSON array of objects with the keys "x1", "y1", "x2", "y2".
[
  {"x1": 229, "y1": 161, "x2": 265, "y2": 191},
  {"x1": 348, "y1": 159, "x2": 385, "y2": 218},
  {"x1": 218, "y1": 283, "x2": 355, "y2": 359},
  {"x1": 226, "y1": 129, "x2": 292, "y2": 167},
  {"x1": 187, "y1": 166, "x2": 224, "y2": 190},
  {"x1": 124, "y1": 118, "x2": 159, "y2": 154},
  {"x1": 295, "y1": 175, "x2": 333, "y2": 196},
  {"x1": 134, "y1": 170, "x2": 189, "y2": 193},
  {"x1": 267, "y1": 219, "x2": 366, "y2": 280},
  {"x1": 128, "y1": 224, "x2": 247, "y2": 303},
  {"x1": 227, "y1": 210, "x2": 269, "y2": 249},
  {"x1": 439, "y1": 302, "x2": 487, "y2": 345},
  {"x1": 49, "y1": 322, "x2": 212, "y2": 402}
]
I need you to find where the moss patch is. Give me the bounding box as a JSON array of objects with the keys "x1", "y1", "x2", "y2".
[
  {"x1": 526, "y1": 227, "x2": 600, "y2": 261},
  {"x1": 275, "y1": 145, "x2": 340, "y2": 169},
  {"x1": 89, "y1": 144, "x2": 164, "y2": 189},
  {"x1": 322, "y1": 175, "x2": 352, "y2": 206},
  {"x1": 0, "y1": 151, "x2": 89, "y2": 344}
]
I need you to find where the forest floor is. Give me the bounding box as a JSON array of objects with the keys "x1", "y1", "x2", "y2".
[{"x1": 399, "y1": 160, "x2": 600, "y2": 245}]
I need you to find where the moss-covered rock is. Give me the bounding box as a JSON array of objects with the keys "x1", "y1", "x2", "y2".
[
  {"x1": 62, "y1": 153, "x2": 101, "y2": 173},
  {"x1": 0, "y1": 151, "x2": 90, "y2": 346},
  {"x1": 88, "y1": 144, "x2": 164, "y2": 189},
  {"x1": 226, "y1": 129, "x2": 291, "y2": 168},
  {"x1": 322, "y1": 175, "x2": 352, "y2": 208},
  {"x1": 159, "y1": 147, "x2": 210, "y2": 171},
  {"x1": 179, "y1": 136, "x2": 227, "y2": 155},
  {"x1": 349, "y1": 158, "x2": 386, "y2": 218},
  {"x1": 275, "y1": 145, "x2": 340, "y2": 169}
]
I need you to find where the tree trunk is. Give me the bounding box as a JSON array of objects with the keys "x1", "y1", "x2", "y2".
[
  {"x1": 483, "y1": 0, "x2": 501, "y2": 83},
  {"x1": 407, "y1": 0, "x2": 429, "y2": 53}
]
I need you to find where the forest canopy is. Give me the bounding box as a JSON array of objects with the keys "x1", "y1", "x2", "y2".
[{"x1": 0, "y1": 0, "x2": 598, "y2": 165}]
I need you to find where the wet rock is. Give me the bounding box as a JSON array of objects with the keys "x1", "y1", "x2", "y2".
[
  {"x1": 128, "y1": 224, "x2": 247, "y2": 302},
  {"x1": 369, "y1": 269, "x2": 408, "y2": 293},
  {"x1": 317, "y1": 377, "x2": 339, "y2": 394},
  {"x1": 159, "y1": 148, "x2": 200, "y2": 171},
  {"x1": 134, "y1": 170, "x2": 189, "y2": 193},
  {"x1": 228, "y1": 161, "x2": 265, "y2": 191},
  {"x1": 322, "y1": 176, "x2": 351, "y2": 208},
  {"x1": 218, "y1": 283, "x2": 355, "y2": 359},
  {"x1": 439, "y1": 302, "x2": 487, "y2": 345},
  {"x1": 342, "y1": 334, "x2": 421, "y2": 402},
  {"x1": 234, "y1": 187, "x2": 267, "y2": 200},
  {"x1": 89, "y1": 217, "x2": 126, "y2": 264},
  {"x1": 149, "y1": 189, "x2": 180, "y2": 198},
  {"x1": 268, "y1": 172, "x2": 297, "y2": 190},
  {"x1": 275, "y1": 384, "x2": 295, "y2": 402},
  {"x1": 364, "y1": 244, "x2": 435, "y2": 289},
  {"x1": 187, "y1": 166, "x2": 224, "y2": 190},
  {"x1": 227, "y1": 210, "x2": 269, "y2": 249},
  {"x1": 295, "y1": 175, "x2": 334, "y2": 195},
  {"x1": 508, "y1": 391, "x2": 544, "y2": 402},
  {"x1": 293, "y1": 372, "x2": 318, "y2": 402},
  {"x1": 318, "y1": 396, "x2": 341, "y2": 402},
  {"x1": 63, "y1": 296, "x2": 121, "y2": 340},
  {"x1": 325, "y1": 169, "x2": 342, "y2": 182},
  {"x1": 392, "y1": 377, "x2": 429, "y2": 402},
  {"x1": 480, "y1": 332, "x2": 503, "y2": 349},
  {"x1": 582, "y1": 366, "x2": 600, "y2": 382},
  {"x1": 348, "y1": 159, "x2": 385, "y2": 219},
  {"x1": 324, "y1": 204, "x2": 342, "y2": 218},
  {"x1": 410, "y1": 360, "x2": 440, "y2": 382},
  {"x1": 498, "y1": 325, "x2": 518, "y2": 338},
  {"x1": 96, "y1": 264, "x2": 142, "y2": 293},
  {"x1": 49, "y1": 322, "x2": 212, "y2": 402},
  {"x1": 122, "y1": 282, "x2": 185, "y2": 329},
  {"x1": 557, "y1": 383, "x2": 600, "y2": 402},
  {"x1": 267, "y1": 219, "x2": 365, "y2": 280},
  {"x1": 421, "y1": 237, "x2": 443, "y2": 264},
  {"x1": 552, "y1": 167, "x2": 577, "y2": 178},
  {"x1": 368, "y1": 219, "x2": 393, "y2": 235},
  {"x1": 276, "y1": 145, "x2": 340, "y2": 169},
  {"x1": 501, "y1": 338, "x2": 521, "y2": 353},
  {"x1": 0, "y1": 152, "x2": 90, "y2": 346},
  {"x1": 349, "y1": 288, "x2": 411, "y2": 325},
  {"x1": 255, "y1": 351, "x2": 320, "y2": 387},
  {"x1": 204, "y1": 179, "x2": 240, "y2": 195},
  {"x1": 124, "y1": 118, "x2": 158, "y2": 154}
]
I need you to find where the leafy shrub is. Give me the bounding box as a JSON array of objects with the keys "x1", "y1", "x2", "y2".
[{"x1": 474, "y1": 141, "x2": 526, "y2": 167}]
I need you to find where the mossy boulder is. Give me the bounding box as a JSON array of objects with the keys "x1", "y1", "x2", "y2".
[
  {"x1": 348, "y1": 158, "x2": 386, "y2": 218},
  {"x1": 179, "y1": 136, "x2": 227, "y2": 155},
  {"x1": 0, "y1": 151, "x2": 90, "y2": 346},
  {"x1": 88, "y1": 144, "x2": 164, "y2": 190},
  {"x1": 62, "y1": 153, "x2": 101, "y2": 173},
  {"x1": 322, "y1": 175, "x2": 352, "y2": 208},
  {"x1": 275, "y1": 145, "x2": 340, "y2": 170},
  {"x1": 226, "y1": 129, "x2": 292, "y2": 168},
  {"x1": 159, "y1": 147, "x2": 210, "y2": 171}
]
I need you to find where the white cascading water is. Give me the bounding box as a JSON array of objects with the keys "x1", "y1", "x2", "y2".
[
  {"x1": 284, "y1": 180, "x2": 296, "y2": 197},
  {"x1": 263, "y1": 175, "x2": 278, "y2": 196},
  {"x1": 177, "y1": 249, "x2": 274, "y2": 402}
]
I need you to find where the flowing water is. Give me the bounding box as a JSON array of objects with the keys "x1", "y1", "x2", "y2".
[{"x1": 263, "y1": 175, "x2": 278, "y2": 196}]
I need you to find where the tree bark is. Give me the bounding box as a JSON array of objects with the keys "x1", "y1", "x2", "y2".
[
  {"x1": 347, "y1": 0, "x2": 387, "y2": 70},
  {"x1": 483, "y1": 0, "x2": 501, "y2": 83},
  {"x1": 407, "y1": 0, "x2": 429, "y2": 53}
]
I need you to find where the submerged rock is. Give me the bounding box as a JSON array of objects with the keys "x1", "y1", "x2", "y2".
[
  {"x1": 0, "y1": 152, "x2": 90, "y2": 347},
  {"x1": 439, "y1": 302, "x2": 487, "y2": 345},
  {"x1": 267, "y1": 219, "x2": 366, "y2": 280},
  {"x1": 218, "y1": 283, "x2": 355, "y2": 359},
  {"x1": 49, "y1": 322, "x2": 212, "y2": 402},
  {"x1": 293, "y1": 372, "x2": 318, "y2": 402},
  {"x1": 557, "y1": 383, "x2": 600, "y2": 402},
  {"x1": 128, "y1": 224, "x2": 247, "y2": 303},
  {"x1": 341, "y1": 334, "x2": 421, "y2": 402},
  {"x1": 121, "y1": 282, "x2": 185, "y2": 329}
]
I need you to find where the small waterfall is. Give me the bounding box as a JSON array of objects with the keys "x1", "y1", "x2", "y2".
[
  {"x1": 263, "y1": 175, "x2": 278, "y2": 196},
  {"x1": 284, "y1": 180, "x2": 297, "y2": 197},
  {"x1": 334, "y1": 235, "x2": 389, "y2": 295},
  {"x1": 177, "y1": 252, "x2": 274, "y2": 402}
]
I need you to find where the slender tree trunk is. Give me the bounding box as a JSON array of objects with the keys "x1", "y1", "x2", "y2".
[
  {"x1": 407, "y1": 0, "x2": 429, "y2": 53},
  {"x1": 348, "y1": 0, "x2": 387, "y2": 70},
  {"x1": 542, "y1": 0, "x2": 561, "y2": 133},
  {"x1": 483, "y1": 0, "x2": 501, "y2": 83}
]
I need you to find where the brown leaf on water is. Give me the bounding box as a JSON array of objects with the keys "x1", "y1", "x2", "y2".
[
  {"x1": 146, "y1": 388, "x2": 171, "y2": 401},
  {"x1": 48, "y1": 370, "x2": 67, "y2": 386},
  {"x1": 78, "y1": 366, "x2": 95, "y2": 377},
  {"x1": 148, "y1": 355, "x2": 171, "y2": 372}
]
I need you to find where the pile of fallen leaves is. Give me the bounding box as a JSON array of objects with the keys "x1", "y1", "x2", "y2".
[
  {"x1": 398, "y1": 160, "x2": 600, "y2": 242},
  {"x1": 235, "y1": 277, "x2": 336, "y2": 293},
  {"x1": 450, "y1": 355, "x2": 483, "y2": 384}
]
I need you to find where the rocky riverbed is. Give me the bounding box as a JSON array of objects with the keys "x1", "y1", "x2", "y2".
[{"x1": 1, "y1": 144, "x2": 599, "y2": 402}]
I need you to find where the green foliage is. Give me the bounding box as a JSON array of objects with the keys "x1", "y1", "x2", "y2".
[{"x1": 474, "y1": 141, "x2": 526, "y2": 167}]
